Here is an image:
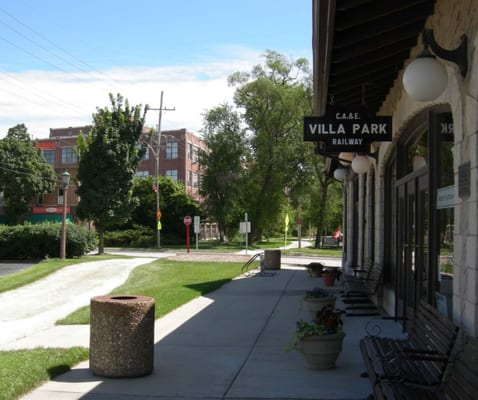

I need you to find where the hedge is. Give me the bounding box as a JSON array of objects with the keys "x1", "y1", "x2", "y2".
[{"x1": 0, "y1": 223, "x2": 97, "y2": 260}]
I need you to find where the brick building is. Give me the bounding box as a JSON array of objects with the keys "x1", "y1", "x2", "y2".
[{"x1": 14, "y1": 126, "x2": 206, "y2": 223}]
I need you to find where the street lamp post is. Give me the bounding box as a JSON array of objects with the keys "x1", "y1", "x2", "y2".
[{"x1": 60, "y1": 171, "x2": 70, "y2": 259}]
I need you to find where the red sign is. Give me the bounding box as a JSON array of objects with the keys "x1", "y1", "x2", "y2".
[{"x1": 183, "y1": 215, "x2": 192, "y2": 225}]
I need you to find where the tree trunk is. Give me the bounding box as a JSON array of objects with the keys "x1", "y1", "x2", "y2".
[{"x1": 98, "y1": 228, "x2": 104, "y2": 255}]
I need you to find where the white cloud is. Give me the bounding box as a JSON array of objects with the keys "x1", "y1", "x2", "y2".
[{"x1": 0, "y1": 49, "x2": 264, "y2": 139}]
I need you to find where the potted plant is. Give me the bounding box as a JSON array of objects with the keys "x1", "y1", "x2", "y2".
[
  {"x1": 306, "y1": 262, "x2": 325, "y2": 277},
  {"x1": 302, "y1": 287, "x2": 336, "y2": 319},
  {"x1": 293, "y1": 304, "x2": 345, "y2": 369},
  {"x1": 321, "y1": 267, "x2": 338, "y2": 286}
]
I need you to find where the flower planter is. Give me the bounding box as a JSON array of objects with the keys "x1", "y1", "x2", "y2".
[
  {"x1": 306, "y1": 262, "x2": 324, "y2": 277},
  {"x1": 322, "y1": 272, "x2": 336, "y2": 286},
  {"x1": 299, "y1": 331, "x2": 345, "y2": 369},
  {"x1": 303, "y1": 296, "x2": 337, "y2": 319}
]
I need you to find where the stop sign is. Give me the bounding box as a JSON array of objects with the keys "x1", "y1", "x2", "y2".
[{"x1": 183, "y1": 215, "x2": 192, "y2": 225}]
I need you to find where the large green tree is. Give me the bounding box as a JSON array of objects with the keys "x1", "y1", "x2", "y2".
[
  {"x1": 199, "y1": 103, "x2": 248, "y2": 242},
  {"x1": 76, "y1": 94, "x2": 147, "y2": 254},
  {"x1": 0, "y1": 124, "x2": 56, "y2": 224},
  {"x1": 124, "y1": 176, "x2": 201, "y2": 244},
  {"x1": 229, "y1": 50, "x2": 313, "y2": 241}
]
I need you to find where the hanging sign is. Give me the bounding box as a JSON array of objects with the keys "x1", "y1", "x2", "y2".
[{"x1": 303, "y1": 105, "x2": 392, "y2": 152}]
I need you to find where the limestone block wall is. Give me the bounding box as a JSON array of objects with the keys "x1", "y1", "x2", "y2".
[{"x1": 372, "y1": 0, "x2": 478, "y2": 334}]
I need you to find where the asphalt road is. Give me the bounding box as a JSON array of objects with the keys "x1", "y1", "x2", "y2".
[{"x1": 0, "y1": 261, "x2": 36, "y2": 276}]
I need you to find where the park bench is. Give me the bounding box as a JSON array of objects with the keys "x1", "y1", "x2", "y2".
[
  {"x1": 341, "y1": 262, "x2": 382, "y2": 316},
  {"x1": 359, "y1": 300, "x2": 459, "y2": 387},
  {"x1": 373, "y1": 336, "x2": 478, "y2": 400},
  {"x1": 320, "y1": 236, "x2": 339, "y2": 249},
  {"x1": 341, "y1": 259, "x2": 374, "y2": 284}
]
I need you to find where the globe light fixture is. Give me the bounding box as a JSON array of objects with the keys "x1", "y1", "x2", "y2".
[
  {"x1": 338, "y1": 152, "x2": 354, "y2": 166},
  {"x1": 351, "y1": 155, "x2": 370, "y2": 174},
  {"x1": 403, "y1": 29, "x2": 467, "y2": 102},
  {"x1": 333, "y1": 168, "x2": 347, "y2": 181}
]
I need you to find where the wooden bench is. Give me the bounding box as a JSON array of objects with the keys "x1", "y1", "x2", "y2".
[
  {"x1": 343, "y1": 262, "x2": 382, "y2": 299},
  {"x1": 341, "y1": 259, "x2": 374, "y2": 284},
  {"x1": 360, "y1": 300, "x2": 459, "y2": 387},
  {"x1": 320, "y1": 236, "x2": 339, "y2": 249},
  {"x1": 341, "y1": 262, "x2": 382, "y2": 316},
  {"x1": 373, "y1": 336, "x2": 478, "y2": 400}
]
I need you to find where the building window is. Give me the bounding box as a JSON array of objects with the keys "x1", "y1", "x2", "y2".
[
  {"x1": 135, "y1": 170, "x2": 149, "y2": 177},
  {"x1": 58, "y1": 188, "x2": 65, "y2": 205},
  {"x1": 138, "y1": 144, "x2": 149, "y2": 160},
  {"x1": 61, "y1": 147, "x2": 77, "y2": 164},
  {"x1": 42, "y1": 149, "x2": 55, "y2": 165},
  {"x1": 165, "y1": 169, "x2": 178, "y2": 181},
  {"x1": 165, "y1": 142, "x2": 178, "y2": 159},
  {"x1": 187, "y1": 143, "x2": 193, "y2": 160},
  {"x1": 192, "y1": 172, "x2": 198, "y2": 188},
  {"x1": 192, "y1": 145, "x2": 199, "y2": 162}
]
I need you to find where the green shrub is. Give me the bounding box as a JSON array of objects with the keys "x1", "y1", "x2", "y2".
[
  {"x1": 0, "y1": 223, "x2": 97, "y2": 260},
  {"x1": 104, "y1": 225, "x2": 155, "y2": 248}
]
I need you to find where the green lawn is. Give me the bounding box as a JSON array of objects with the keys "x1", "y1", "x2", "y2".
[
  {"x1": 58, "y1": 257, "x2": 248, "y2": 325},
  {"x1": 0, "y1": 347, "x2": 88, "y2": 400}
]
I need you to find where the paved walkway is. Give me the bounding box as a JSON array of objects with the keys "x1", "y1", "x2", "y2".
[{"x1": 0, "y1": 247, "x2": 404, "y2": 399}]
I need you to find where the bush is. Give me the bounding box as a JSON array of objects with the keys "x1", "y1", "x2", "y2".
[
  {"x1": 0, "y1": 223, "x2": 97, "y2": 260},
  {"x1": 104, "y1": 225, "x2": 155, "y2": 248}
]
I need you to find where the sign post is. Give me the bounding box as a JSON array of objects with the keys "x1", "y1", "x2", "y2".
[
  {"x1": 184, "y1": 215, "x2": 192, "y2": 253},
  {"x1": 193, "y1": 216, "x2": 200, "y2": 251},
  {"x1": 239, "y1": 213, "x2": 251, "y2": 255}
]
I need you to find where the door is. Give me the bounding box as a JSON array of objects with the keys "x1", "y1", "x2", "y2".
[{"x1": 396, "y1": 171, "x2": 428, "y2": 321}]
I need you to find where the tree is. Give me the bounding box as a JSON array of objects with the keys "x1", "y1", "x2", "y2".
[
  {"x1": 122, "y1": 176, "x2": 201, "y2": 244},
  {"x1": 199, "y1": 103, "x2": 248, "y2": 242},
  {"x1": 0, "y1": 124, "x2": 56, "y2": 224},
  {"x1": 76, "y1": 94, "x2": 147, "y2": 254},
  {"x1": 229, "y1": 50, "x2": 313, "y2": 241}
]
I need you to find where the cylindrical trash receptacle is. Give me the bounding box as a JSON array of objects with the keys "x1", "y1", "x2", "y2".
[
  {"x1": 263, "y1": 249, "x2": 281, "y2": 270},
  {"x1": 90, "y1": 295, "x2": 155, "y2": 378}
]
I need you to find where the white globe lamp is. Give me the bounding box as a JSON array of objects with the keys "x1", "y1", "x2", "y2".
[
  {"x1": 338, "y1": 152, "x2": 354, "y2": 166},
  {"x1": 403, "y1": 55, "x2": 448, "y2": 101},
  {"x1": 333, "y1": 168, "x2": 347, "y2": 181},
  {"x1": 351, "y1": 155, "x2": 370, "y2": 174}
]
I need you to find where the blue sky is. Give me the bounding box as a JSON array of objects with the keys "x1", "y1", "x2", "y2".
[{"x1": 0, "y1": 0, "x2": 312, "y2": 138}]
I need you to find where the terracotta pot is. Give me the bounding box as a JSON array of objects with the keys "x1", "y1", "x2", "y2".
[
  {"x1": 299, "y1": 332, "x2": 345, "y2": 369},
  {"x1": 322, "y1": 272, "x2": 336, "y2": 286},
  {"x1": 303, "y1": 296, "x2": 337, "y2": 319}
]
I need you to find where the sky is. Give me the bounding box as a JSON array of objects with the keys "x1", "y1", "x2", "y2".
[{"x1": 0, "y1": 0, "x2": 312, "y2": 139}]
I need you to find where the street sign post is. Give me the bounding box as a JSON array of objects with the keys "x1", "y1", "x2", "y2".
[
  {"x1": 193, "y1": 216, "x2": 200, "y2": 251},
  {"x1": 184, "y1": 216, "x2": 192, "y2": 253}
]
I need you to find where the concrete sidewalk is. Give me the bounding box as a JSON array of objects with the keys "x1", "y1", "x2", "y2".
[{"x1": 18, "y1": 263, "x2": 405, "y2": 400}]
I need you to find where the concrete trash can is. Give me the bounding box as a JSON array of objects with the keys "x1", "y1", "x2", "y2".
[
  {"x1": 263, "y1": 249, "x2": 281, "y2": 270},
  {"x1": 90, "y1": 295, "x2": 155, "y2": 378}
]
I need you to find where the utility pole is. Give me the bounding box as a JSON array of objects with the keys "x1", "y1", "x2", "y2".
[{"x1": 148, "y1": 91, "x2": 175, "y2": 248}]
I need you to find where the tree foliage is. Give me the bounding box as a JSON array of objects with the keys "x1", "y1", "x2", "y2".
[
  {"x1": 125, "y1": 176, "x2": 201, "y2": 244},
  {"x1": 228, "y1": 50, "x2": 313, "y2": 241},
  {"x1": 76, "y1": 94, "x2": 147, "y2": 253},
  {"x1": 199, "y1": 51, "x2": 343, "y2": 244},
  {"x1": 199, "y1": 103, "x2": 247, "y2": 241},
  {"x1": 0, "y1": 124, "x2": 56, "y2": 224}
]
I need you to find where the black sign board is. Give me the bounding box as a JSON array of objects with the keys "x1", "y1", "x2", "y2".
[
  {"x1": 434, "y1": 112, "x2": 454, "y2": 142},
  {"x1": 303, "y1": 105, "x2": 392, "y2": 152}
]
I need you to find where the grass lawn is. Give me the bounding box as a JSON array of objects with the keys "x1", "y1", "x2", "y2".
[
  {"x1": 0, "y1": 347, "x2": 88, "y2": 400},
  {"x1": 58, "y1": 257, "x2": 247, "y2": 325}
]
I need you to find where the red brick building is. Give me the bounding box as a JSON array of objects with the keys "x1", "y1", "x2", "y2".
[{"x1": 15, "y1": 126, "x2": 206, "y2": 223}]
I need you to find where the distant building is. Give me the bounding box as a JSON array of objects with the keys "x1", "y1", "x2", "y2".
[{"x1": 1, "y1": 126, "x2": 206, "y2": 223}]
